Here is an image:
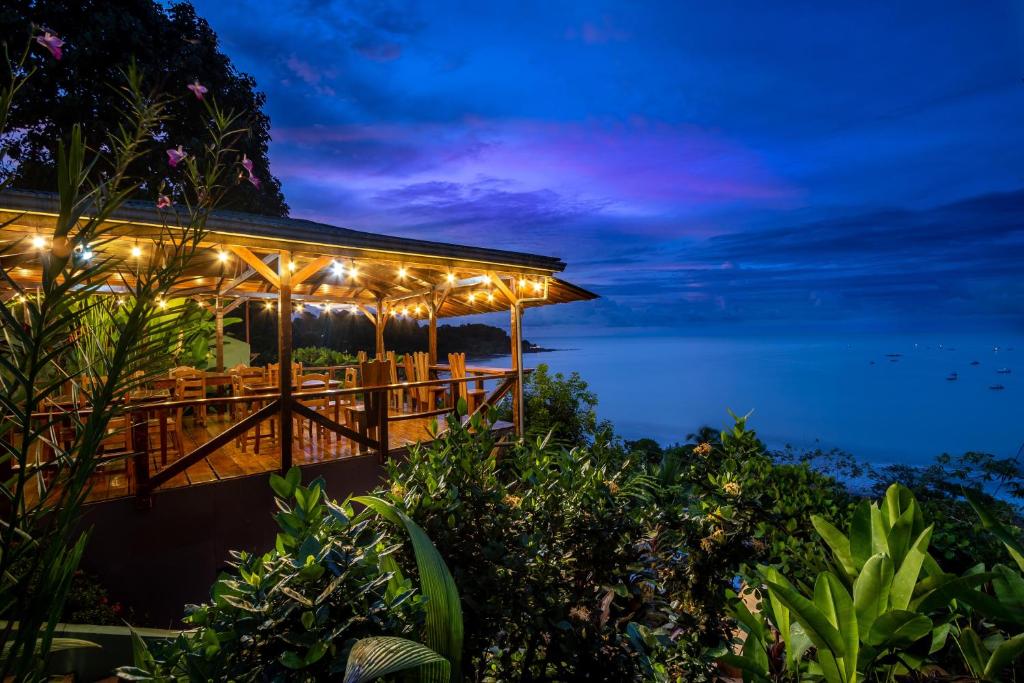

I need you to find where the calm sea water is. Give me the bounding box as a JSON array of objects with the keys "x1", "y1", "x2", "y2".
[{"x1": 476, "y1": 334, "x2": 1023, "y2": 466}]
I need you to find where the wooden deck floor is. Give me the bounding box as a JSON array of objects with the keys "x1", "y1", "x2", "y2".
[{"x1": 75, "y1": 406, "x2": 502, "y2": 504}]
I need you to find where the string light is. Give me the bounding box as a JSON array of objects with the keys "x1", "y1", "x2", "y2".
[
  {"x1": 487, "y1": 292, "x2": 495, "y2": 303},
  {"x1": 414, "y1": 305, "x2": 422, "y2": 315},
  {"x1": 532, "y1": 281, "x2": 542, "y2": 294},
  {"x1": 264, "y1": 301, "x2": 274, "y2": 311},
  {"x1": 518, "y1": 278, "x2": 526, "y2": 288},
  {"x1": 288, "y1": 260, "x2": 296, "y2": 272},
  {"x1": 349, "y1": 264, "x2": 359, "y2": 280},
  {"x1": 31, "y1": 235, "x2": 46, "y2": 250},
  {"x1": 390, "y1": 309, "x2": 398, "y2": 317},
  {"x1": 131, "y1": 245, "x2": 142, "y2": 258},
  {"x1": 217, "y1": 250, "x2": 229, "y2": 263},
  {"x1": 331, "y1": 260, "x2": 345, "y2": 277},
  {"x1": 398, "y1": 267, "x2": 407, "y2": 279},
  {"x1": 446, "y1": 272, "x2": 455, "y2": 284},
  {"x1": 467, "y1": 292, "x2": 476, "y2": 303}
]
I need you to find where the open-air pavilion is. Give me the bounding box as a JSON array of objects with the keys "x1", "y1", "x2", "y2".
[{"x1": 0, "y1": 189, "x2": 596, "y2": 506}]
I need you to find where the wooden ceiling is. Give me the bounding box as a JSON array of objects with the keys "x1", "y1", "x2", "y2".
[{"x1": 0, "y1": 190, "x2": 597, "y2": 320}]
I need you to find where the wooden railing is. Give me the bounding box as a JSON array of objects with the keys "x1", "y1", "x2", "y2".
[{"x1": 125, "y1": 368, "x2": 522, "y2": 503}]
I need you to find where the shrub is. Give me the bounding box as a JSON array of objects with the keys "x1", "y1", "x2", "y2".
[
  {"x1": 381, "y1": 407, "x2": 719, "y2": 681},
  {"x1": 499, "y1": 363, "x2": 609, "y2": 447},
  {"x1": 293, "y1": 346, "x2": 360, "y2": 367},
  {"x1": 121, "y1": 470, "x2": 462, "y2": 681}
]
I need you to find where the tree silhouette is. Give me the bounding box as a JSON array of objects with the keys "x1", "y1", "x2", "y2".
[{"x1": 0, "y1": 0, "x2": 288, "y2": 216}]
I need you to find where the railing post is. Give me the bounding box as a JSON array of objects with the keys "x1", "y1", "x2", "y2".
[
  {"x1": 376, "y1": 388, "x2": 389, "y2": 463},
  {"x1": 510, "y1": 303, "x2": 524, "y2": 435},
  {"x1": 278, "y1": 250, "x2": 293, "y2": 472},
  {"x1": 131, "y1": 407, "x2": 151, "y2": 507}
]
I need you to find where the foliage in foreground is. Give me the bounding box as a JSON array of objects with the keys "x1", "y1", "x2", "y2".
[
  {"x1": 726, "y1": 484, "x2": 1024, "y2": 682},
  {"x1": 121, "y1": 469, "x2": 461, "y2": 682},
  {"x1": 0, "y1": 28, "x2": 248, "y2": 679}
]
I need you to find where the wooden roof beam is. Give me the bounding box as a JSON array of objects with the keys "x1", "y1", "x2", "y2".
[
  {"x1": 228, "y1": 246, "x2": 280, "y2": 289},
  {"x1": 220, "y1": 253, "x2": 277, "y2": 295}
]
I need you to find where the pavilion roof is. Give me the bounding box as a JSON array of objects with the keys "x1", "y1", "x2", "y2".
[{"x1": 0, "y1": 189, "x2": 597, "y2": 319}]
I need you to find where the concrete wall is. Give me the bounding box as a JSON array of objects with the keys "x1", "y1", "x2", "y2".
[{"x1": 78, "y1": 454, "x2": 385, "y2": 627}]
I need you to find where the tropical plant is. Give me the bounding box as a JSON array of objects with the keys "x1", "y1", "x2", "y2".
[
  {"x1": 380, "y1": 402, "x2": 725, "y2": 681},
  {"x1": 731, "y1": 484, "x2": 1024, "y2": 682},
  {"x1": 119, "y1": 469, "x2": 461, "y2": 682},
  {"x1": 0, "y1": 31, "x2": 248, "y2": 679}
]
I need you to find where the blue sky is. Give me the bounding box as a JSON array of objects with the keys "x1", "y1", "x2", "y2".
[{"x1": 192, "y1": 1, "x2": 1024, "y2": 333}]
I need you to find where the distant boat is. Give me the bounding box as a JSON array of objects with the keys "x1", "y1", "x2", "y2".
[
  {"x1": 869, "y1": 360, "x2": 876, "y2": 365},
  {"x1": 885, "y1": 353, "x2": 902, "y2": 358},
  {"x1": 996, "y1": 368, "x2": 1012, "y2": 374},
  {"x1": 970, "y1": 360, "x2": 980, "y2": 366},
  {"x1": 946, "y1": 372, "x2": 958, "y2": 381},
  {"x1": 990, "y1": 384, "x2": 1005, "y2": 391},
  {"x1": 889, "y1": 358, "x2": 900, "y2": 363}
]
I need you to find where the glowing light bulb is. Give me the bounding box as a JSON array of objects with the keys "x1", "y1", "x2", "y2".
[
  {"x1": 518, "y1": 278, "x2": 526, "y2": 288},
  {"x1": 390, "y1": 309, "x2": 397, "y2": 317},
  {"x1": 331, "y1": 261, "x2": 345, "y2": 277},
  {"x1": 414, "y1": 305, "x2": 421, "y2": 315},
  {"x1": 131, "y1": 245, "x2": 142, "y2": 258},
  {"x1": 446, "y1": 272, "x2": 455, "y2": 284},
  {"x1": 264, "y1": 301, "x2": 273, "y2": 310},
  {"x1": 467, "y1": 292, "x2": 476, "y2": 303},
  {"x1": 398, "y1": 267, "x2": 407, "y2": 279},
  {"x1": 349, "y1": 265, "x2": 358, "y2": 280},
  {"x1": 533, "y1": 281, "x2": 542, "y2": 293},
  {"x1": 158, "y1": 299, "x2": 167, "y2": 309},
  {"x1": 487, "y1": 292, "x2": 495, "y2": 303},
  {"x1": 217, "y1": 250, "x2": 228, "y2": 263},
  {"x1": 288, "y1": 260, "x2": 296, "y2": 272},
  {"x1": 80, "y1": 247, "x2": 94, "y2": 261},
  {"x1": 31, "y1": 235, "x2": 46, "y2": 250}
]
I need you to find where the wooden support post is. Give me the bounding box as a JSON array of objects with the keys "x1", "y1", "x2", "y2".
[
  {"x1": 131, "y1": 407, "x2": 151, "y2": 507},
  {"x1": 374, "y1": 296, "x2": 386, "y2": 359},
  {"x1": 377, "y1": 388, "x2": 390, "y2": 463},
  {"x1": 428, "y1": 301, "x2": 438, "y2": 366},
  {"x1": 278, "y1": 250, "x2": 293, "y2": 472},
  {"x1": 214, "y1": 296, "x2": 225, "y2": 372},
  {"x1": 510, "y1": 302, "x2": 524, "y2": 436}
]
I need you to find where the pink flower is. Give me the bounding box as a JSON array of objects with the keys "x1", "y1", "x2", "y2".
[
  {"x1": 247, "y1": 174, "x2": 261, "y2": 189},
  {"x1": 166, "y1": 146, "x2": 186, "y2": 168},
  {"x1": 36, "y1": 32, "x2": 64, "y2": 60},
  {"x1": 187, "y1": 80, "x2": 208, "y2": 100},
  {"x1": 156, "y1": 195, "x2": 171, "y2": 209},
  {"x1": 241, "y1": 154, "x2": 254, "y2": 175}
]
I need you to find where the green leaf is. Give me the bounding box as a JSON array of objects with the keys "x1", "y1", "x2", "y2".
[
  {"x1": 343, "y1": 637, "x2": 448, "y2": 683},
  {"x1": 890, "y1": 525, "x2": 933, "y2": 610},
  {"x1": 762, "y1": 575, "x2": 846, "y2": 658},
  {"x1": 849, "y1": 501, "x2": 873, "y2": 570},
  {"x1": 812, "y1": 516, "x2": 857, "y2": 580},
  {"x1": 866, "y1": 610, "x2": 931, "y2": 649},
  {"x1": 814, "y1": 573, "x2": 857, "y2": 682},
  {"x1": 966, "y1": 490, "x2": 1024, "y2": 573},
  {"x1": 354, "y1": 496, "x2": 463, "y2": 683},
  {"x1": 984, "y1": 632, "x2": 1024, "y2": 679},
  {"x1": 853, "y1": 553, "x2": 893, "y2": 640}
]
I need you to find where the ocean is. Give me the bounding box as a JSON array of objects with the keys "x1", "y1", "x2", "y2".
[{"x1": 475, "y1": 334, "x2": 1023, "y2": 466}]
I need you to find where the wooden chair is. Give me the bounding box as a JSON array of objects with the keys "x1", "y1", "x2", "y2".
[
  {"x1": 267, "y1": 362, "x2": 302, "y2": 385},
  {"x1": 127, "y1": 391, "x2": 185, "y2": 468},
  {"x1": 382, "y1": 350, "x2": 406, "y2": 413},
  {"x1": 411, "y1": 352, "x2": 445, "y2": 411},
  {"x1": 174, "y1": 375, "x2": 207, "y2": 426},
  {"x1": 448, "y1": 353, "x2": 486, "y2": 415},
  {"x1": 295, "y1": 373, "x2": 332, "y2": 448},
  {"x1": 343, "y1": 359, "x2": 391, "y2": 452}
]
